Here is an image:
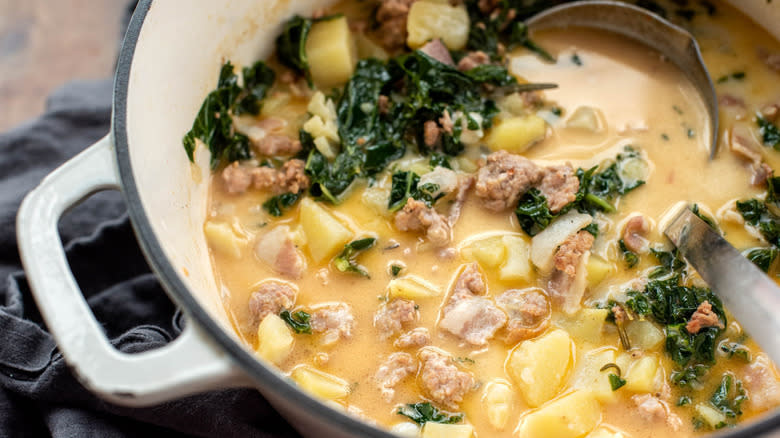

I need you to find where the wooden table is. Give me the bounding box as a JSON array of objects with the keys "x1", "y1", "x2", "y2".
[{"x1": 0, "y1": 0, "x2": 124, "y2": 132}]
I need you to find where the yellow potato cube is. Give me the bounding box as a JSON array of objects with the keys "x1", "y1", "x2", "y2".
[
  {"x1": 306, "y1": 16, "x2": 356, "y2": 88},
  {"x1": 462, "y1": 236, "x2": 506, "y2": 268},
  {"x1": 483, "y1": 380, "x2": 514, "y2": 430},
  {"x1": 566, "y1": 106, "x2": 604, "y2": 132},
  {"x1": 571, "y1": 348, "x2": 617, "y2": 403},
  {"x1": 407, "y1": 0, "x2": 470, "y2": 50},
  {"x1": 299, "y1": 198, "x2": 353, "y2": 263},
  {"x1": 559, "y1": 308, "x2": 609, "y2": 345},
  {"x1": 500, "y1": 235, "x2": 533, "y2": 282},
  {"x1": 486, "y1": 115, "x2": 547, "y2": 153},
  {"x1": 256, "y1": 314, "x2": 294, "y2": 365},
  {"x1": 695, "y1": 403, "x2": 727, "y2": 429},
  {"x1": 421, "y1": 422, "x2": 473, "y2": 438},
  {"x1": 388, "y1": 275, "x2": 442, "y2": 300},
  {"x1": 291, "y1": 365, "x2": 351, "y2": 401},
  {"x1": 586, "y1": 256, "x2": 613, "y2": 288},
  {"x1": 625, "y1": 356, "x2": 658, "y2": 393},
  {"x1": 508, "y1": 329, "x2": 573, "y2": 407},
  {"x1": 625, "y1": 320, "x2": 665, "y2": 351},
  {"x1": 204, "y1": 220, "x2": 247, "y2": 258},
  {"x1": 516, "y1": 390, "x2": 602, "y2": 438}
]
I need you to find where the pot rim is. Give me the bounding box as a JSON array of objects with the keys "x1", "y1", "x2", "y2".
[{"x1": 111, "y1": 1, "x2": 780, "y2": 437}]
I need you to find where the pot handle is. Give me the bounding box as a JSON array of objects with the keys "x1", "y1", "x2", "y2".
[{"x1": 16, "y1": 135, "x2": 251, "y2": 406}]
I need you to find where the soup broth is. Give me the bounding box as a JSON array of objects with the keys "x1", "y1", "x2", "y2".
[{"x1": 191, "y1": 1, "x2": 780, "y2": 437}]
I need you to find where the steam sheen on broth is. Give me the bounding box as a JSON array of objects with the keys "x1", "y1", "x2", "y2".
[{"x1": 190, "y1": 1, "x2": 780, "y2": 437}]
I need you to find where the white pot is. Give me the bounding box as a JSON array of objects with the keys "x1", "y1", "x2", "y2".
[{"x1": 15, "y1": 1, "x2": 780, "y2": 437}]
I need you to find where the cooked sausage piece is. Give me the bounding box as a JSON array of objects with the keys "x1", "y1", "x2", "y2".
[
  {"x1": 496, "y1": 288, "x2": 551, "y2": 343},
  {"x1": 221, "y1": 159, "x2": 310, "y2": 195},
  {"x1": 420, "y1": 39, "x2": 454, "y2": 66},
  {"x1": 475, "y1": 151, "x2": 544, "y2": 212},
  {"x1": 632, "y1": 394, "x2": 682, "y2": 431},
  {"x1": 254, "y1": 134, "x2": 302, "y2": 157},
  {"x1": 685, "y1": 300, "x2": 723, "y2": 334},
  {"x1": 311, "y1": 303, "x2": 355, "y2": 346},
  {"x1": 457, "y1": 51, "x2": 490, "y2": 72},
  {"x1": 553, "y1": 231, "x2": 595, "y2": 277},
  {"x1": 394, "y1": 327, "x2": 431, "y2": 349},
  {"x1": 375, "y1": 352, "x2": 417, "y2": 402},
  {"x1": 418, "y1": 348, "x2": 474, "y2": 408},
  {"x1": 374, "y1": 298, "x2": 418, "y2": 340},
  {"x1": 622, "y1": 215, "x2": 650, "y2": 253},
  {"x1": 537, "y1": 164, "x2": 580, "y2": 213},
  {"x1": 394, "y1": 198, "x2": 452, "y2": 247},
  {"x1": 439, "y1": 263, "x2": 507, "y2": 346},
  {"x1": 249, "y1": 281, "x2": 297, "y2": 325},
  {"x1": 375, "y1": 0, "x2": 416, "y2": 51}
]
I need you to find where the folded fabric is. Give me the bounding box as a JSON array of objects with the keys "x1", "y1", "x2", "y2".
[{"x1": 0, "y1": 67, "x2": 298, "y2": 438}]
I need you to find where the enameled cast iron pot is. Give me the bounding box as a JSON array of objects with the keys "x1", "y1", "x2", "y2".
[{"x1": 15, "y1": 1, "x2": 780, "y2": 437}]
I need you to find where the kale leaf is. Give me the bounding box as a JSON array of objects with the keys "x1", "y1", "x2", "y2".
[
  {"x1": 670, "y1": 363, "x2": 710, "y2": 388},
  {"x1": 280, "y1": 310, "x2": 312, "y2": 334},
  {"x1": 736, "y1": 199, "x2": 780, "y2": 246},
  {"x1": 275, "y1": 15, "x2": 340, "y2": 86},
  {"x1": 334, "y1": 238, "x2": 377, "y2": 277},
  {"x1": 397, "y1": 402, "x2": 463, "y2": 426},
  {"x1": 757, "y1": 114, "x2": 780, "y2": 150},
  {"x1": 263, "y1": 192, "x2": 301, "y2": 217},
  {"x1": 514, "y1": 188, "x2": 556, "y2": 236},
  {"x1": 609, "y1": 374, "x2": 627, "y2": 391},
  {"x1": 744, "y1": 247, "x2": 779, "y2": 272},
  {"x1": 692, "y1": 204, "x2": 718, "y2": 230},
  {"x1": 183, "y1": 61, "x2": 275, "y2": 169},
  {"x1": 648, "y1": 248, "x2": 686, "y2": 279},
  {"x1": 710, "y1": 374, "x2": 747, "y2": 420},
  {"x1": 720, "y1": 342, "x2": 752, "y2": 362},
  {"x1": 619, "y1": 239, "x2": 639, "y2": 268},
  {"x1": 388, "y1": 171, "x2": 443, "y2": 212}
]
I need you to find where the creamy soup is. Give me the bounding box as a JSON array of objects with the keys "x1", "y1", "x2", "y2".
[{"x1": 185, "y1": 1, "x2": 780, "y2": 437}]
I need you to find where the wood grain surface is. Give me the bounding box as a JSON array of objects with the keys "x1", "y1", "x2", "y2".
[{"x1": 0, "y1": 0, "x2": 125, "y2": 132}]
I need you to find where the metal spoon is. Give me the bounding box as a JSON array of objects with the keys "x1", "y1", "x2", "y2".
[
  {"x1": 527, "y1": 0, "x2": 719, "y2": 158},
  {"x1": 665, "y1": 207, "x2": 780, "y2": 365}
]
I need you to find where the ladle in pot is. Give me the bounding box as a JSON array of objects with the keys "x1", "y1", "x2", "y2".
[{"x1": 527, "y1": 0, "x2": 719, "y2": 158}]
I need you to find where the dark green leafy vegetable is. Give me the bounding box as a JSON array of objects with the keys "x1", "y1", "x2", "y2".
[
  {"x1": 736, "y1": 199, "x2": 780, "y2": 246},
  {"x1": 670, "y1": 363, "x2": 710, "y2": 388},
  {"x1": 388, "y1": 171, "x2": 443, "y2": 212},
  {"x1": 583, "y1": 223, "x2": 599, "y2": 238},
  {"x1": 514, "y1": 188, "x2": 556, "y2": 236},
  {"x1": 757, "y1": 114, "x2": 780, "y2": 149},
  {"x1": 619, "y1": 239, "x2": 639, "y2": 268},
  {"x1": 397, "y1": 402, "x2": 463, "y2": 425},
  {"x1": 691, "y1": 204, "x2": 718, "y2": 230},
  {"x1": 571, "y1": 53, "x2": 583, "y2": 66},
  {"x1": 429, "y1": 153, "x2": 452, "y2": 169},
  {"x1": 710, "y1": 374, "x2": 747, "y2": 419},
  {"x1": 262, "y1": 192, "x2": 301, "y2": 217},
  {"x1": 275, "y1": 15, "x2": 340, "y2": 86},
  {"x1": 608, "y1": 374, "x2": 627, "y2": 391},
  {"x1": 720, "y1": 342, "x2": 752, "y2": 362},
  {"x1": 507, "y1": 21, "x2": 555, "y2": 62},
  {"x1": 334, "y1": 238, "x2": 377, "y2": 277},
  {"x1": 390, "y1": 264, "x2": 403, "y2": 277},
  {"x1": 183, "y1": 61, "x2": 275, "y2": 169},
  {"x1": 743, "y1": 247, "x2": 779, "y2": 272},
  {"x1": 280, "y1": 310, "x2": 312, "y2": 334},
  {"x1": 648, "y1": 248, "x2": 686, "y2": 279},
  {"x1": 716, "y1": 71, "x2": 746, "y2": 83}
]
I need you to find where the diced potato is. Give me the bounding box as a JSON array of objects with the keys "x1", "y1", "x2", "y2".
[
  {"x1": 256, "y1": 314, "x2": 294, "y2": 365},
  {"x1": 462, "y1": 236, "x2": 506, "y2": 268},
  {"x1": 516, "y1": 390, "x2": 602, "y2": 438},
  {"x1": 588, "y1": 426, "x2": 627, "y2": 438},
  {"x1": 486, "y1": 115, "x2": 547, "y2": 153},
  {"x1": 483, "y1": 380, "x2": 514, "y2": 430},
  {"x1": 530, "y1": 211, "x2": 593, "y2": 275},
  {"x1": 299, "y1": 198, "x2": 353, "y2": 263},
  {"x1": 355, "y1": 32, "x2": 389, "y2": 61},
  {"x1": 421, "y1": 422, "x2": 473, "y2": 438},
  {"x1": 455, "y1": 157, "x2": 478, "y2": 173},
  {"x1": 508, "y1": 329, "x2": 573, "y2": 407},
  {"x1": 625, "y1": 320, "x2": 665, "y2": 351},
  {"x1": 204, "y1": 220, "x2": 247, "y2": 258},
  {"x1": 624, "y1": 356, "x2": 658, "y2": 393},
  {"x1": 306, "y1": 16, "x2": 356, "y2": 88},
  {"x1": 291, "y1": 365, "x2": 351, "y2": 401},
  {"x1": 614, "y1": 352, "x2": 632, "y2": 377},
  {"x1": 391, "y1": 422, "x2": 421, "y2": 438},
  {"x1": 500, "y1": 235, "x2": 533, "y2": 282},
  {"x1": 586, "y1": 255, "x2": 613, "y2": 288},
  {"x1": 307, "y1": 91, "x2": 337, "y2": 121},
  {"x1": 571, "y1": 348, "x2": 617, "y2": 403},
  {"x1": 566, "y1": 106, "x2": 604, "y2": 132},
  {"x1": 361, "y1": 186, "x2": 391, "y2": 218},
  {"x1": 560, "y1": 308, "x2": 609, "y2": 345},
  {"x1": 407, "y1": 0, "x2": 470, "y2": 50},
  {"x1": 388, "y1": 275, "x2": 442, "y2": 299},
  {"x1": 498, "y1": 93, "x2": 529, "y2": 117},
  {"x1": 695, "y1": 403, "x2": 727, "y2": 429}
]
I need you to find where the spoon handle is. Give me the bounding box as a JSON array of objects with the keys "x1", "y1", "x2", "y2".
[{"x1": 665, "y1": 208, "x2": 780, "y2": 364}]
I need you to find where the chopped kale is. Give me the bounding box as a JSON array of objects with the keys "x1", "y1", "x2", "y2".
[
  {"x1": 757, "y1": 114, "x2": 780, "y2": 149},
  {"x1": 619, "y1": 239, "x2": 639, "y2": 268},
  {"x1": 609, "y1": 373, "x2": 627, "y2": 391},
  {"x1": 743, "y1": 247, "x2": 779, "y2": 272},
  {"x1": 716, "y1": 71, "x2": 746, "y2": 83},
  {"x1": 275, "y1": 15, "x2": 340, "y2": 86},
  {"x1": 397, "y1": 402, "x2": 463, "y2": 426},
  {"x1": 691, "y1": 204, "x2": 718, "y2": 230},
  {"x1": 710, "y1": 374, "x2": 747, "y2": 419},
  {"x1": 514, "y1": 188, "x2": 556, "y2": 236},
  {"x1": 736, "y1": 199, "x2": 780, "y2": 246},
  {"x1": 390, "y1": 264, "x2": 403, "y2": 277},
  {"x1": 280, "y1": 310, "x2": 312, "y2": 334},
  {"x1": 720, "y1": 342, "x2": 752, "y2": 362},
  {"x1": 262, "y1": 192, "x2": 301, "y2": 217},
  {"x1": 334, "y1": 238, "x2": 377, "y2": 277},
  {"x1": 183, "y1": 61, "x2": 275, "y2": 168},
  {"x1": 507, "y1": 21, "x2": 555, "y2": 62},
  {"x1": 388, "y1": 170, "x2": 443, "y2": 212},
  {"x1": 583, "y1": 223, "x2": 599, "y2": 238},
  {"x1": 429, "y1": 153, "x2": 452, "y2": 169},
  {"x1": 571, "y1": 53, "x2": 583, "y2": 66},
  {"x1": 648, "y1": 248, "x2": 686, "y2": 278},
  {"x1": 671, "y1": 363, "x2": 710, "y2": 388}
]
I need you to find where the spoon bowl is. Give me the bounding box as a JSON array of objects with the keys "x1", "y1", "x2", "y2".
[{"x1": 527, "y1": 0, "x2": 719, "y2": 158}]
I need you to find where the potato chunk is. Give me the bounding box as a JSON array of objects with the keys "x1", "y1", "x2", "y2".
[
  {"x1": 624, "y1": 356, "x2": 658, "y2": 393},
  {"x1": 507, "y1": 329, "x2": 573, "y2": 407},
  {"x1": 625, "y1": 320, "x2": 665, "y2": 351},
  {"x1": 204, "y1": 220, "x2": 247, "y2": 258},
  {"x1": 421, "y1": 422, "x2": 473, "y2": 438},
  {"x1": 586, "y1": 255, "x2": 613, "y2": 287},
  {"x1": 299, "y1": 198, "x2": 353, "y2": 263},
  {"x1": 570, "y1": 348, "x2": 617, "y2": 403},
  {"x1": 462, "y1": 235, "x2": 506, "y2": 268},
  {"x1": 695, "y1": 403, "x2": 727, "y2": 429},
  {"x1": 306, "y1": 16, "x2": 356, "y2": 88},
  {"x1": 256, "y1": 314, "x2": 294, "y2": 365},
  {"x1": 407, "y1": 0, "x2": 470, "y2": 50},
  {"x1": 483, "y1": 380, "x2": 514, "y2": 430},
  {"x1": 500, "y1": 235, "x2": 533, "y2": 282},
  {"x1": 388, "y1": 275, "x2": 442, "y2": 300},
  {"x1": 516, "y1": 390, "x2": 601, "y2": 438},
  {"x1": 559, "y1": 308, "x2": 609, "y2": 345},
  {"x1": 291, "y1": 365, "x2": 351, "y2": 401},
  {"x1": 487, "y1": 115, "x2": 547, "y2": 153}
]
